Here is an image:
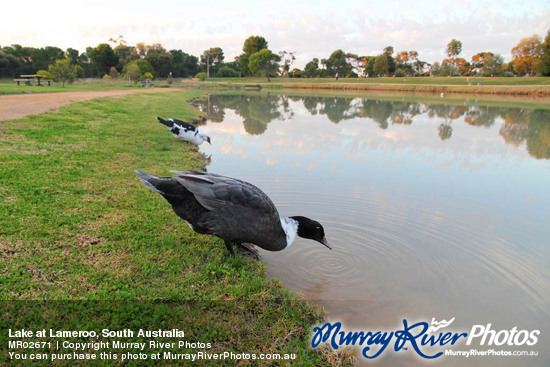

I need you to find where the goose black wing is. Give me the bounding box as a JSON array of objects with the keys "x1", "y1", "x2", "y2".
[
  {"x1": 170, "y1": 118, "x2": 197, "y2": 132},
  {"x1": 171, "y1": 170, "x2": 278, "y2": 215}
]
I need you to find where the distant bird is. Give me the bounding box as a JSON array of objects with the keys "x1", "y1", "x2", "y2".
[
  {"x1": 157, "y1": 117, "x2": 211, "y2": 146},
  {"x1": 135, "y1": 169, "x2": 331, "y2": 259}
]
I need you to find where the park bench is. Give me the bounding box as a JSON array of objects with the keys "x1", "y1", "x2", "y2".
[
  {"x1": 14, "y1": 78, "x2": 32, "y2": 86},
  {"x1": 14, "y1": 75, "x2": 52, "y2": 86},
  {"x1": 139, "y1": 78, "x2": 154, "y2": 88}
]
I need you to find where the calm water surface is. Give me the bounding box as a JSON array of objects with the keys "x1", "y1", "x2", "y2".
[{"x1": 194, "y1": 92, "x2": 550, "y2": 366}]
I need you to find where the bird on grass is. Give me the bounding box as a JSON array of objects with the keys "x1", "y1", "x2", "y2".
[
  {"x1": 135, "y1": 169, "x2": 331, "y2": 259},
  {"x1": 157, "y1": 116, "x2": 211, "y2": 146}
]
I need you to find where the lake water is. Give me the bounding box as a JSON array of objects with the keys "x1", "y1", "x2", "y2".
[{"x1": 193, "y1": 92, "x2": 550, "y2": 366}]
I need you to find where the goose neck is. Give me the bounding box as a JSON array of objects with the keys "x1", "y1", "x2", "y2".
[{"x1": 280, "y1": 217, "x2": 299, "y2": 247}]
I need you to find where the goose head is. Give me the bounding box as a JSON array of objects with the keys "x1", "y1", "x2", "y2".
[{"x1": 285, "y1": 216, "x2": 332, "y2": 249}]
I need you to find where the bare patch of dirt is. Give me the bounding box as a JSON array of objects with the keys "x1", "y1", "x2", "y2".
[{"x1": 0, "y1": 88, "x2": 181, "y2": 121}]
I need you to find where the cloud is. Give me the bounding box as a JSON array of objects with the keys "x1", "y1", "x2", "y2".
[{"x1": 2, "y1": 0, "x2": 548, "y2": 67}]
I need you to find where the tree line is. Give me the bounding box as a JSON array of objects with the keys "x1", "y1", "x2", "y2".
[{"x1": 1, "y1": 30, "x2": 549, "y2": 83}]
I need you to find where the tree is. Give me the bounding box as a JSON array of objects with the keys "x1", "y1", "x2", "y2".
[
  {"x1": 146, "y1": 52, "x2": 173, "y2": 78},
  {"x1": 237, "y1": 53, "x2": 251, "y2": 76},
  {"x1": 446, "y1": 39, "x2": 463, "y2": 75},
  {"x1": 201, "y1": 47, "x2": 224, "y2": 77},
  {"x1": 170, "y1": 50, "x2": 198, "y2": 77},
  {"x1": 248, "y1": 49, "x2": 281, "y2": 81},
  {"x1": 304, "y1": 58, "x2": 320, "y2": 78},
  {"x1": 365, "y1": 57, "x2": 376, "y2": 76},
  {"x1": 482, "y1": 54, "x2": 504, "y2": 76},
  {"x1": 89, "y1": 43, "x2": 119, "y2": 77},
  {"x1": 323, "y1": 49, "x2": 352, "y2": 77},
  {"x1": 540, "y1": 29, "x2": 550, "y2": 76},
  {"x1": 48, "y1": 58, "x2": 75, "y2": 87},
  {"x1": 373, "y1": 54, "x2": 389, "y2": 76},
  {"x1": 278, "y1": 51, "x2": 296, "y2": 77},
  {"x1": 123, "y1": 59, "x2": 154, "y2": 82},
  {"x1": 238, "y1": 36, "x2": 269, "y2": 76},
  {"x1": 0, "y1": 51, "x2": 21, "y2": 77},
  {"x1": 511, "y1": 35, "x2": 543, "y2": 76},
  {"x1": 31, "y1": 46, "x2": 65, "y2": 70},
  {"x1": 471, "y1": 52, "x2": 493, "y2": 73},
  {"x1": 243, "y1": 36, "x2": 268, "y2": 55}
]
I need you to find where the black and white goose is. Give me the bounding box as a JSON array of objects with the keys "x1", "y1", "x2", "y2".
[
  {"x1": 157, "y1": 117, "x2": 211, "y2": 146},
  {"x1": 135, "y1": 169, "x2": 331, "y2": 258}
]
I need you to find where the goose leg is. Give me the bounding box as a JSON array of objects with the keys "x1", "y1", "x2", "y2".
[
  {"x1": 224, "y1": 240, "x2": 235, "y2": 255},
  {"x1": 236, "y1": 243, "x2": 261, "y2": 260}
]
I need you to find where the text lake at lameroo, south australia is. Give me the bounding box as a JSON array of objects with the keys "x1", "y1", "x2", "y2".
[{"x1": 192, "y1": 91, "x2": 550, "y2": 366}]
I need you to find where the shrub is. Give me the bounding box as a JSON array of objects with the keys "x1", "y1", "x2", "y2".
[
  {"x1": 36, "y1": 70, "x2": 54, "y2": 80},
  {"x1": 504, "y1": 71, "x2": 515, "y2": 77},
  {"x1": 195, "y1": 72, "x2": 208, "y2": 81},
  {"x1": 102, "y1": 74, "x2": 111, "y2": 80},
  {"x1": 143, "y1": 72, "x2": 154, "y2": 80},
  {"x1": 216, "y1": 66, "x2": 239, "y2": 78},
  {"x1": 109, "y1": 66, "x2": 118, "y2": 79},
  {"x1": 394, "y1": 68, "x2": 405, "y2": 77}
]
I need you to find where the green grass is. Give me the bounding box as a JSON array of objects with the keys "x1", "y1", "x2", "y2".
[
  {"x1": 0, "y1": 78, "x2": 172, "y2": 95},
  {"x1": 177, "y1": 76, "x2": 550, "y2": 96},
  {"x1": 0, "y1": 91, "x2": 353, "y2": 365}
]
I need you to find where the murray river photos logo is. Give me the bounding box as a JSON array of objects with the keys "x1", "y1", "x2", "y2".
[{"x1": 311, "y1": 318, "x2": 540, "y2": 360}]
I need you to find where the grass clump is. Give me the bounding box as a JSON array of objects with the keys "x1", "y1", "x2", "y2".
[{"x1": 0, "y1": 91, "x2": 350, "y2": 365}]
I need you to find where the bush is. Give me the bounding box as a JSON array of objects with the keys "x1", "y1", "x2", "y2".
[
  {"x1": 143, "y1": 72, "x2": 154, "y2": 80},
  {"x1": 195, "y1": 72, "x2": 208, "y2": 81},
  {"x1": 216, "y1": 66, "x2": 239, "y2": 78},
  {"x1": 36, "y1": 70, "x2": 54, "y2": 80},
  {"x1": 504, "y1": 71, "x2": 515, "y2": 77},
  {"x1": 394, "y1": 68, "x2": 405, "y2": 77}
]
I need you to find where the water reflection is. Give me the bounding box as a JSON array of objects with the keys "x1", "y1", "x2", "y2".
[
  {"x1": 194, "y1": 92, "x2": 550, "y2": 367},
  {"x1": 195, "y1": 93, "x2": 550, "y2": 159}
]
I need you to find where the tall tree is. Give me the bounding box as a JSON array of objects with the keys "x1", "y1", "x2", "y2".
[
  {"x1": 482, "y1": 54, "x2": 504, "y2": 76},
  {"x1": 278, "y1": 51, "x2": 296, "y2": 77},
  {"x1": 323, "y1": 49, "x2": 352, "y2": 77},
  {"x1": 471, "y1": 52, "x2": 493, "y2": 73},
  {"x1": 201, "y1": 47, "x2": 224, "y2": 77},
  {"x1": 89, "y1": 43, "x2": 119, "y2": 77},
  {"x1": 243, "y1": 36, "x2": 268, "y2": 55},
  {"x1": 170, "y1": 50, "x2": 198, "y2": 77},
  {"x1": 512, "y1": 35, "x2": 543, "y2": 76},
  {"x1": 248, "y1": 49, "x2": 281, "y2": 81},
  {"x1": 304, "y1": 58, "x2": 320, "y2": 78},
  {"x1": 373, "y1": 54, "x2": 389, "y2": 76},
  {"x1": 540, "y1": 29, "x2": 550, "y2": 76},
  {"x1": 446, "y1": 39, "x2": 463, "y2": 75},
  {"x1": 239, "y1": 35, "x2": 269, "y2": 76}
]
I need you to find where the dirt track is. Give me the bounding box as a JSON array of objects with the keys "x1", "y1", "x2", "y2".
[{"x1": 0, "y1": 88, "x2": 181, "y2": 121}]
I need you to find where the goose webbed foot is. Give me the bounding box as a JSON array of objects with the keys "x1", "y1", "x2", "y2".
[
  {"x1": 236, "y1": 243, "x2": 261, "y2": 260},
  {"x1": 224, "y1": 241, "x2": 261, "y2": 260}
]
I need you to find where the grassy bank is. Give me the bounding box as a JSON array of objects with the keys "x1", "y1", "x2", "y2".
[
  {"x1": 0, "y1": 91, "x2": 352, "y2": 365},
  {"x1": 177, "y1": 76, "x2": 550, "y2": 96},
  {"x1": 3, "y1": 76, "x2": 550, "y2": 97},
  {"x1": 0, "y1": 78, "x2": 171, "y2": 95}
]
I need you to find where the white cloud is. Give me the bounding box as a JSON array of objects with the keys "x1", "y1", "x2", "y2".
[{"x1": 1, "y1": 0, "x2": 548, "y2": 68}]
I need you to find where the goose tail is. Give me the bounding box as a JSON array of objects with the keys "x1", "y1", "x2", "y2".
[
  {"x1": 135, "y1": 170, "x2": 166, "y2": 195},
  {"x1": 157, "y1": 116, "x2": 173, "y2": 128}
]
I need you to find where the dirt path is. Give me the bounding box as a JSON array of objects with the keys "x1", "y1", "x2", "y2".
[{"x1": 0, "y1": 88, "x2": 181, "y2": 121}]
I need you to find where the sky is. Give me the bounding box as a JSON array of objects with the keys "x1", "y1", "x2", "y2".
[{"x1": 2, "y1": 0, "x2": 549, "y2": 69}]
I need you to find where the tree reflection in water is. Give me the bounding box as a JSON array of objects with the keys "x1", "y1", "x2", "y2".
[{"x1": 194, "y1": 93, "x2": 550, "y2": 160}]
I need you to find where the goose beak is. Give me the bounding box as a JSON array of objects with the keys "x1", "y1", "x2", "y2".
[{"x1": 319, "y1": 237, "x2": 332, "y2": 250}]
